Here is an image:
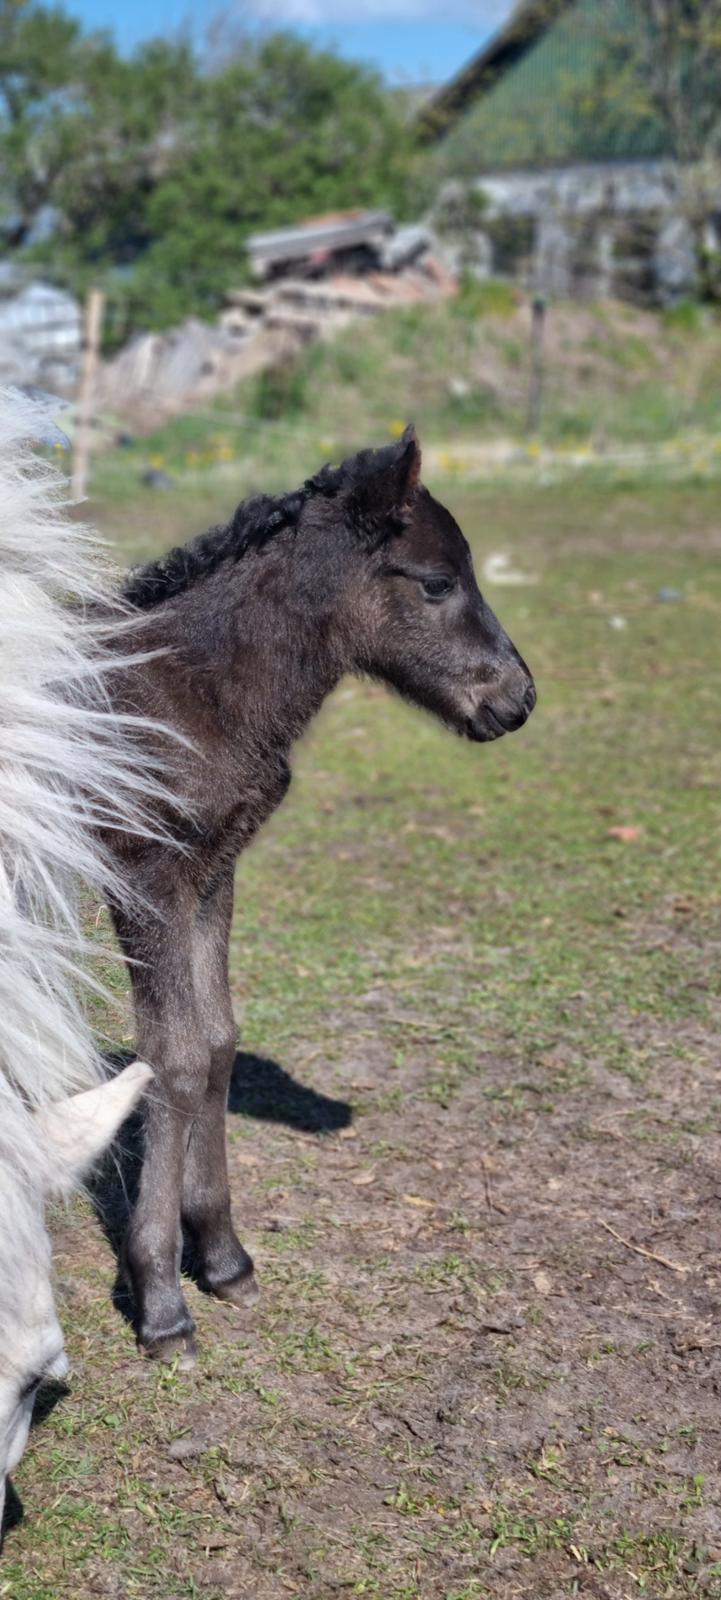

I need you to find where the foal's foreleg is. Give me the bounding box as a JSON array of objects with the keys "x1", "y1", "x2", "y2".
[
  {"x1": 181, "y1": 877, "x2": 256, "y2": 1304},
  {"x1": 114, "y1": 901, "x2": 208, "y2": 1360}
]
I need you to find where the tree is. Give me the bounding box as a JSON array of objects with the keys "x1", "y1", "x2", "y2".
[
  {"x1": 121, "y1": 33, "x2": 427, "y2": 332},
  {"x1": 2, "y1": 5, "x2": 426, "y2": 338},
  {"x1": 630, "y1": 1, "x2": 721, "y2": 168},
  {"x1": 629, "y1": 1, "x2": 721, "y2": 294},
  {"x1": 40, "y1": 33, "x2": 199, "y2": 313},
  {"x1": 0, "y1": 0, "x2": 94, "y2": 247},
  {"x1": 0, "y1": 2, "x2": 197, "y2": 268}
]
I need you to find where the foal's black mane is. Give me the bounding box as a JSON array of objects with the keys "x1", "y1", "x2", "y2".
[{"x1": 122, "y1": 442, "x2": 391, "y2": 611}]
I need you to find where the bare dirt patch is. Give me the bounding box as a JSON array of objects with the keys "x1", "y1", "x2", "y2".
[{"x1": 28, "y1": 990, "x2": 721, "y2": 1600}]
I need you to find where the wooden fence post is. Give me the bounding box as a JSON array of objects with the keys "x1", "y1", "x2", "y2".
[
  {"x1": 525, "y1": 293, "x2": 547, "y2": 436},
  {"x1": 72, "y1": 287, "x2": 105, "y2": 500}
]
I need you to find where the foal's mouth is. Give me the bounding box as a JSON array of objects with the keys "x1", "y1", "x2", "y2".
[
  {"x1": 465, "y1": 684, "x2": 536, "y2": 743},
  {"x1": 465, "y1": 712, "x2": 507, "y2": 743}
]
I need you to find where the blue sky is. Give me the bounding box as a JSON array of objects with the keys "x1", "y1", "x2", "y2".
[{"x1": 63, "y1": 2, "x2": 514, "y2": 83}]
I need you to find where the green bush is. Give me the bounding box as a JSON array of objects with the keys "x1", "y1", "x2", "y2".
[
  {"x1": 663, "y1": 300, "x2": 706, "y2": 332},
  {"x1": 5, "y1": 8, "x2": 427, "y2": 340},
  {"x1": 452, "y1": 276, "x2": 519, "y2": 321}
]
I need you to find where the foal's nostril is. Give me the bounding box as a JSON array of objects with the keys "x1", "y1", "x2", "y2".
[{"x1": 488, "y1": 676, "x2": 536, "y2": 733}]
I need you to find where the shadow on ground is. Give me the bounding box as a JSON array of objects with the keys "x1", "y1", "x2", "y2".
[
  {"x1": 87, "y1": 1051, "x2": 351, "y2": 1328},
  {"x1": 1, "y1": 1382, "x2": 69, "y2": 1546},
  {"x1": 1, "y1": 1480, "x2": 24, "y2": 1544},
  {"x1": 227, "y1": 1051, "x2": 351, "y2": 1132}
]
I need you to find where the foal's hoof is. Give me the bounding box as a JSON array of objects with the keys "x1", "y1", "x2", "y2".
[
  {"x1": 207, "y1": 1267, "x2": 260, "y2": 1310},
  {"x1": 137, "y1": 1304, "x2": 198, "y2": 1367},
  {"x1": 141, "y1": 1331, "x2": 198, "y2": 1369}
]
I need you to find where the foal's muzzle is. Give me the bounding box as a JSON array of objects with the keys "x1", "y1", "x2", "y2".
[{"x1": 467, "y1": 672, "x2": 536, "y2": 743}]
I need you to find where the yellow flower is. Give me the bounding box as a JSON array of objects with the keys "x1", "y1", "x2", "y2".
[
  {"x1": 389, "y1": 419, "x2": 406, "y2": 439},
  {"x1": 149, "y1": 453, "x2": 165, "y2": 469},
  {"x1": 436, "y1": 451, "x2": 463, "y2": 474}
]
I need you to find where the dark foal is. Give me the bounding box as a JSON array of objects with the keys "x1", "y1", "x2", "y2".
[{"x1": 107, "y1": 427, "x2": 535, "y2": 1361}]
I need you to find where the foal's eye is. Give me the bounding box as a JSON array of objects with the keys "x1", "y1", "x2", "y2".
[{"x1": 421, "y1": 576, "x2": 454, "y2": 600}]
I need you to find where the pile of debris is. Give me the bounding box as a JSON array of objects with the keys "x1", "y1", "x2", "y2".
[
  {"x1": 96, "y1": 315, "x2": 281, "y2": 427},
  {"x1": 245, "y1": 209, "x2": 435, "y2": 281},
  {"x1": 99, "y1": 210, "x2": 455, "y2": 424},
  {"x1": 223, "y1": 257, "x2": 454, "y2": 337}
]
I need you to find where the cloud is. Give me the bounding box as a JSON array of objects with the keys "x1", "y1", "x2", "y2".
[{"x1": 244, "y1": 1, "x2": 511, "y2": 24}]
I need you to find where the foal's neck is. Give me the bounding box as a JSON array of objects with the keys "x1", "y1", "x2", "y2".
[{"x1": 162, "y1": 539, "x2": 347, "y2": 753}]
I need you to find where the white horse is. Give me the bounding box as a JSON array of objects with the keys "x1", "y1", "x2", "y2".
[{"x1": 0, "y1": 389, "x2": 168, "y2": 1534}]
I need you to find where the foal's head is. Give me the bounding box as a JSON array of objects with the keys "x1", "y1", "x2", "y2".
[
  {"x1": 0, "y1": 1062, "x2": 150, "y2": 1540},
  {"x1": 317, "y1": 427, "x2": 535, "y2": 741}
]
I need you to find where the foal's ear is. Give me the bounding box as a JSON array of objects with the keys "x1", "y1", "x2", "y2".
[
  {"x1": 38, "y1": 1060, "x2": 152, "y2": 1194},
  {"x1": 348, "y1": 425, "x2": 422, "y2": 533}
]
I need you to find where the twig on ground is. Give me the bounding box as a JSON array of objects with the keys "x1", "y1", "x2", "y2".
[
  {"x1": 598, "y1": 1218, "x2": 690, "y2": 1275},
  {"x1": 481, "y1": 1157, "x2": 507, "y2": 1215}
]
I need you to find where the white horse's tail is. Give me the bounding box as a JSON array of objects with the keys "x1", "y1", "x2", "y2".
[{"x1": 0, "y1": 388, "x2": 167, "y2": 1173}]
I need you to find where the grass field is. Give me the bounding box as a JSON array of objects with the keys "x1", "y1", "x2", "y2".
[
  {"x1": 89, "y1": 292, "x2": 721, "y2": 502},
  {"x1": 5, "y1": 460, "x2": 721, "y2": 1599}
]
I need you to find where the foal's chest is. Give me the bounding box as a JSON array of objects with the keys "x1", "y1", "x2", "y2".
[{"x1": 199, "y1": 755, "x2": 292, "y2": 865}]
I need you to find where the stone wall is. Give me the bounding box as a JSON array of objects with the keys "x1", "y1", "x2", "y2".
[
  {"x1": 436, "y1": 161, "x2": 720, "y2": 304},
  {"x1": 0, "y1": 275, "x2": 81, "y2": 391}
]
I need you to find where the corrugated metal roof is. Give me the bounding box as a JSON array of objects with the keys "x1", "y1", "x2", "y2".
[
  {"x1": 247, "y1": 212, "x2": 393, "y2": 274},
  {"x1": 417, "y1": 0, "x2": 574, "y2": 141},
  {"x1": 424, "y1": 0, "x2": 668, "y2": 170}
]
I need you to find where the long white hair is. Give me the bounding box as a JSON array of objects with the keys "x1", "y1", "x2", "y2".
[{"x1": 0, "y1": 388, "x2": 170, "y2": 1515}]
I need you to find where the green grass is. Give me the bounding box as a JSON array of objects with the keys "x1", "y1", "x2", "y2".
[
  {"x1": 186, "y1": 473, "x2": 719, "y2": 1083},
  {"x1": 81, "y1": 296, "x2": 721, "y2": 529},
  {"x1": 9, "y1": 466, "x2": 721, "y2": 1599}
]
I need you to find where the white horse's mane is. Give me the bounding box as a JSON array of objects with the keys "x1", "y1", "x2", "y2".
[{"x1": 0, "y1": 388, "x2": 165, "y2": 1348}]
